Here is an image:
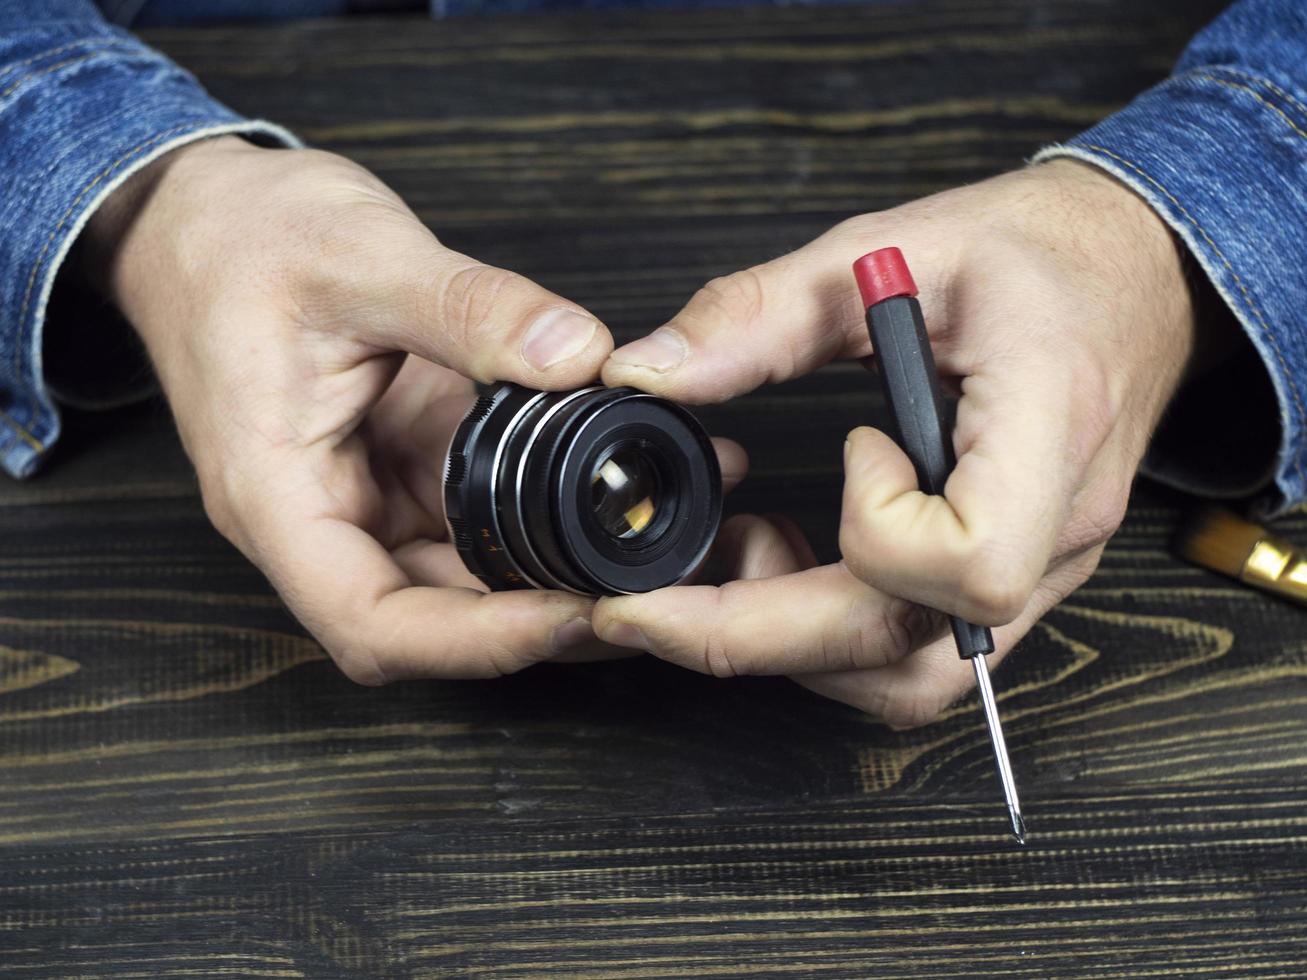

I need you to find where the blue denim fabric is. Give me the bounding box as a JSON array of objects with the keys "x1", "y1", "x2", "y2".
[
  {"x1": 1035, "y1": 0, "x2": 1307, "y2": 515},
  {"x1": 0, "y1": 0, "x2": 297, "y2": 478}
]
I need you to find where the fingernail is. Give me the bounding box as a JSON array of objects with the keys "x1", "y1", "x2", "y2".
[
  {"x1": 609, "y1": 328, "x2": 687, "y2": 373},
  {"x1": 602, "y1": 622, "x2": 650, "y2": 650},
  {"x1": 551, "y1": 617, "x2": 594, "y2": 654},
  {"x1": 844, "y1": 427, "x2": 869, "y2": 462},
  {"x1": 522, "y1": 308, "x2": 598, "y2": 371}
]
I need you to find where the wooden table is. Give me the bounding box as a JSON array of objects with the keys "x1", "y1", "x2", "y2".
[{"x1": 5, "y1": 1, "x2": 1307, "y2": 975}]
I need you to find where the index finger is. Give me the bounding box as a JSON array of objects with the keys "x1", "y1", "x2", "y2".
[
  {"x1": 256, "y1": 510, "x2": 595, "y2": 684},
  {"x1": 839, "y1": 343, "x2": 1091, "y2": 626},
  {"x1": 593, "y1": 563, "x2": 946, "y2": 678}
]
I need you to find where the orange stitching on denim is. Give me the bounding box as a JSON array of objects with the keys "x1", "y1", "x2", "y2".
[
  {"x1": 0, "y1": 53, "x2": 109, "y2": 100},
  {"x1": 11, "y1": 124, "x2": 198, "y2": 433},
  {"x1": 0, "y1": 38, "x2": 132, "y2": 86},
  {"x1": 0, "y1": 39, "x2": 132, "y2": 458},
  {"x1": 0, "y1": 44, "x2": 128, "y2": 459},
  {"x1": 1083, "y1": 143, "x2": 1307, "y2": 488},
  {"x1": 1214, "y1": 67, "x2": 1307, "y2": 126},
  {"x1": 1193, "y1": 71, "x2": 1307, "y2": 141},
  {"x1": 0, "y1": 406, "x2": 43, "y2": 452}
]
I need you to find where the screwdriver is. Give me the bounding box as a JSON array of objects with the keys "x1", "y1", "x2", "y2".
[{"x1": 852, "y1": 247, "x2": 1026, "y2": 845}]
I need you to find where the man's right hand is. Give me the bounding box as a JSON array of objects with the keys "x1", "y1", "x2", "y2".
[
  {"x1": 88, "y1": 136, "x2": 746, "y2": 684},
  {"x1": 593, "y1": 161, "x2": 1197, "y2": 727}
]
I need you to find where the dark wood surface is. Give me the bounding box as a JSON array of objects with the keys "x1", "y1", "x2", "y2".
[{"x1": 6, "y1": 1, "x2": 1307, "y2": 976}]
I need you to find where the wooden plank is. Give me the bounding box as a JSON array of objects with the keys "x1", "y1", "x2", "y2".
[
  {"x1": 5, "y1": 0, "x2": 1307, "y2": 974},
  {"x1": 3, "y1": 786, "x2": 1306, "y2": 976}
]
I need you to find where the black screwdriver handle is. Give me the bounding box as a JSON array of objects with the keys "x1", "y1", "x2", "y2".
[
  {"x1": 856, "y1": 250, "x2": 994, "y2": 660},
  {"x1": 866, "y1": 295, "x2": 954, "y2": 494}
]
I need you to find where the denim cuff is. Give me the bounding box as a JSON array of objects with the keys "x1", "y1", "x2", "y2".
[
  {"x1": 1034, "y1": 66, "x2": 1307, "y2": 518},
  {"x1": 0, "y1": 21, "x2": 298, "y2": 479}
]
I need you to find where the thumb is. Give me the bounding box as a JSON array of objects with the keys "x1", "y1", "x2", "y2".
[
  {"x1": 602, "y1": 221, "x2": 956, "y2": 403},
  {"x1": 331, "y1": 218, "x2": 612, "y2": 388},
  {"x1": 601, "y1": 234, "x2": 870, "y2": 403}
]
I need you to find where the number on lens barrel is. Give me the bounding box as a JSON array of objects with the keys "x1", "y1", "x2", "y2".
[{"x1": 442, "y1": 384, "x2": 722, "y2": 596}]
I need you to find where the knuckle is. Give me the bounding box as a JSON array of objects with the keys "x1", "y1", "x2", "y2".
[
  {"x1": 958, "y1": 552, "x2": 1031, "y2": 625},
  {"x1": 823, "y1": 596, "x2": 941, "y2": 674},
  {"x1": 1046, "y1": 546, "x2": 1106, "y2": 598},
  {"x1": 692, "y1": 269, "x2": 768, "y2": 328},
  {"x1": 326, "y1": 640, "x2": 392, "y2": 687},
  {"x1": 838, "y1": 521, "x2": 879, "y2": 584},
  {"x1": 199, "y1": 484, "x2": 236, "y2": 540},
  {"x1": 828, "y1": 213, "x2": 880, "y2": 243},
  {"x1": 700, "y1": 628, "x2": 740, "y2": 679},
  {"x1": 698, "y1": 587, "x2": 741, "y2": 678},
  {"x1": 836, "y1": 596, "x2": 913, "y2": 670},
  {"x1": 1098, "y1": 492, "x2": 1130, "y2": 538},
  {"x1": 1080, "y1": 543, "x2": 1107, "y2": 580},
  {"x1": 873, "y1": 603, "x2": 914, "y2": 663},
  {"x1": 817, "y1": 620, "x2": 862, "y2": 673},
  {"x1": 300, "y1": 596, "x2": 401, "y2": 690},
  {"x1": 196, "y1": 463, "x2": 251, "y2": 546},
  {"x1": 1062, "y1": 356, "x2": 1118, "y2": 467},
  {"x1": 879, "y1": 598, "x2": 938, "y2": 665},
  {"x1": 881, "y1": 690, "x2": 946, "y2": 730},
  {"x1": 436, "y1": 263, "x2": 515, "y2": 354},
  {"x1": 847, "y1": 681, "x2": 894, "y2": 722},
  {"x1": 1064, "y1": 490, "x2": 1129, "y2": 553},
  {"x1": 473, "y1": 630, "x2": 538, "y2": 679}
]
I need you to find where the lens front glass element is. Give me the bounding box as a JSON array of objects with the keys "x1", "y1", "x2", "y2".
[{"x1": 590, "y1": 444, "x2": 660, "y2": 540}]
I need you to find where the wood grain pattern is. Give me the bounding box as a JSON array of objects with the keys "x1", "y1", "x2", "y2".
[{"x1": 5, "y1": 0, "x2": 1307, "y2": 975}]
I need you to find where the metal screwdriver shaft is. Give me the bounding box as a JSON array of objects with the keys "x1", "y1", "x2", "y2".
[
  {"x1": 972, "y1": 654, "x2": 1025, "y2": 844},
  {"x1": 853, "y1": 247, "x2": 1026, "y2": 845}
]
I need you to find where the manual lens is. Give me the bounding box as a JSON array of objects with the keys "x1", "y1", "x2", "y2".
[
  {"x1": 590, "y1": 444, "x2": 661, "y2": 540},
  {"x1": 442, "y1": 384, "x2": 721, "y2": 596}
]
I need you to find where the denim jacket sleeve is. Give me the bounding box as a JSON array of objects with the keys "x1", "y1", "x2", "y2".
[
  {"x1": 1034, "y1": 0, "x2": 1307, "y2": 517},
  {"x1": 0, "y1": 0, "x2": 297, "y2": 479}
]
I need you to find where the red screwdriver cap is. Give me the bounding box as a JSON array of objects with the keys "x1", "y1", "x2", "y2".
[{"x1": 853, "y1": 247, "x2": 918, "y2": 308}]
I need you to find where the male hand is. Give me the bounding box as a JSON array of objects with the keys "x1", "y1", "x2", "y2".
[
  {"x1": 90, "y1": 136, "x2": 745, "y2": 684},
  {"x1": 593, "y1": 160, "x2": 1197, "y2": 727}
]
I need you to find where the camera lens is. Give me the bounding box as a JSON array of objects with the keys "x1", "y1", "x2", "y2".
[
  {"x1": 442, "y1": 384, "x2": 721, "y2": 596},
  {"x1": 591, "y1": 445, "x2": 661, "y2": 540}
]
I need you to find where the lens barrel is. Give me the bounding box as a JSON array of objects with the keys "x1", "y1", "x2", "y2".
[{"x1": 443, "y1": 384, "x2": 722, "y2": 596}]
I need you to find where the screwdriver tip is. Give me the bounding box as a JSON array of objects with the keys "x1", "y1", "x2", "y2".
[{"x1": 1010, "y1": 807, "x2": 1027, "y2": 846}]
